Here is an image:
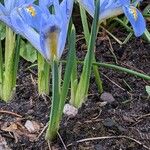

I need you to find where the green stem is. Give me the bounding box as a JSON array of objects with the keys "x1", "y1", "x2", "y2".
[
  {"x1": 69, "y1": 23, "x2": 78, "y2": 105},
  {"x1": 70, "y1": 54, "x2": 78, "y2": 105},
  {"x1": 113, "y1": 18, "x2": 133, "y2": 33},
  {"x1": 45, "y1": 25, "x2": 76, "y2": 141},
  {"x1": 59, "y1": 25, "x2": 76, "y2": 116},
  {"x1": 2, "y1": 27, "x2": 16, "y2": 101},
  {"x1": 143, "y1": 29, "x2": 150, "y2": 43},
  {"x1": 93, "y1": 62, "x2": 150, "y2": 81},
  {"x1": 37, "y1": 52, "x2": 50, "y2": 95},
  {"x1": 74, "y1": 0, "x2": 100, "y2": 108},
  {"x1": 80, "y1": 5, "x2": 103, "y2": 94},
  {"x1": 12, "y1": 35, "x2": 21, "y2": 88},
  {"x1": 143, "y1": 14, "x2": 150, "y2": 17},
  {"x1": 92, "y1": 57, "x2": 103, "y2": 93},
  {"x1": 45, "y1": 58, "x2": 60, "y2": 140},
  {"x1": 79, "y1": 5, "x2": 90, "y2": 43},
  {"x1": 0, "y1": 34, "x2": 3, "y2": 98},
  {"x1": 61, "y1": 60, "x2": 150, "y2": 81}
]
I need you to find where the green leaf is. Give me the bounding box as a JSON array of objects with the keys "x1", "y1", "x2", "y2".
[
  {"x1": 45, "y1": 24, "x2": 76, "y2": 141},
  {"x1": 143, "y1": 4, "x2": 150, "y2": 15},
  {"x1": 20, "y1": 40, "x2": 37, "y2": 63},
  {"x1": 59, "y1": 24, "x2": 76, "y2": 113},
  {"x1": 79, "y1": 5, "x2": 103, "y2": 94},
  {"x1": 45, "y1": 58, "x2": 60, "y2": 141},
  {"x1": 37, "y1": 52, "x2": 50, "y2": 95},
  {"x1": 79, "y1": 5, "x2": 90, "y2": 44},
  {"x1": 2, "y1": 27, "x2": 18, "y2": 101},
  {"x1": 143, "y1": 29, "x2": 150, "y2": 43},
  {"x1": 146, "y1": 86, "x2": 150, "y2": 96},
  {"x1": 0, "y1": 22, "x2": 6, "y2": 40},
  {"x1": 74, "y1": 0, "x2": 100, "y2": 108},
  {"x1": 0, "y1": 32, "x2": 3, "y2": 98}
]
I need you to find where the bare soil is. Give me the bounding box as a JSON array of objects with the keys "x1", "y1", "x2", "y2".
[{"x1": 0, "y1": 2, "x2": 150, "y2": 149}]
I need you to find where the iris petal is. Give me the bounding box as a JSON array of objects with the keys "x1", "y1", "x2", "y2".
[
  {"x1": 0, "y1": 0, "x2": 73, "y2": 61},
  {"x1": 18, "y1": 4, "x2": 43, "y2": 31},
  {"x1": 118, "y1": 0, "x2": 130, "y2": 5},
  {"x1": 40, "y1": 15, "x2": 60, "y2": 60},
  {"x1": 0, "y1": 3, "x2": 7, "y2": 14},
  {"x1": 57, "y1": 0, "x2": 74, "y2": 58},
  {"x1": 77, "y1": 0, "x2": 146, "y2": 36},
  {"x1": 123, "y1": 6, "x2": 146, "y2": 36},
  {"x1": 4, "y1": 0, "x2": 16, "y2": 13},
  {"x1": 78, "y1": 0, "x2": 123, "y2": 19},
  {"x1": 77, "y1": 0, "x2": 95, "y2": 17},
  {"x1": 10, "y1": 8, "x2": 46, "y2": 58},
  {"x1": 39, "y1": 0, "x2": 53, "y2": 8},
  {"x1": 39, "y1": 0, "x2": 74, "y2": 60}
]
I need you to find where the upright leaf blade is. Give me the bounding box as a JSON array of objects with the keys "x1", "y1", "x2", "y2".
[
  {"x1": 45, "y1": 58, "x2": 60, "y2": 140},
  {"x1": 79, "y1": 4, "x2": 103, "y2": 94},
  {"x1": 45, "y1": 24, "x2": 77, "y2": 141},
  {"x1": 37, "y1": 52, "x2": 50, "y2": 95},
  {"x1": 0, "y1": 33, "x2": 3, "y2": 98},
  {"x1": 59, "y1": 24, "x2": 77, "y2": 118},
  {"x1": 74, "y1": 0, "x2": 100, "y2": 108}
]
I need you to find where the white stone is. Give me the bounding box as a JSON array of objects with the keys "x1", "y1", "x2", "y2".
[{"x1": 63, "y1": 104, "x2": 78, "y2": 117}]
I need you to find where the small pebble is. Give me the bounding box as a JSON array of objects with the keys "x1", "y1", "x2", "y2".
[
  {"x1": 0, "y1": 135, "x2": 11, "y2": 150},
  {"x1": 100, "y1": 92, "x2": 115, "y2": 103},
  {"x1": 24, "y1": 120, "x2": 40, "y2": 133},
  {"x1": 63, "y1": 104, "x2": 78, "y2": 117}
]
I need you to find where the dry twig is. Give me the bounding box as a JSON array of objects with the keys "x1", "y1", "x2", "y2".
[
  {"x1": 47, "y1": 140, "x2": 52, "y2": 150},
  {"x1": 57, "y1": 132, "x2": 67, "y2": 150},
  {"x1": 101, "y1": 73, "x2": 126, "y2": 91},
  {"x1": 67, "y1": 135, "x2": 150, "y2": 150},
  {"x1": 36, "y1": 123, "x2": 48, "y2": 141},
  {"x1": 137, "y1": 113, "x2": 150, "y2": 120},
  {"x1": 0, "y1": 110, "x2": 22, "y2": 118}
]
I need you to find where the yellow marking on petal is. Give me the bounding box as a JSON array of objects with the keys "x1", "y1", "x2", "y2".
[
  {"x1": 48, "y1": 27, "x2": 60, "y2": 59},
  {"x1": 130, "y1": 6, "x2": 138, "y2": 21},
  {"x1": 26, "y1": 6, "x2": 36, "y2": 16}
]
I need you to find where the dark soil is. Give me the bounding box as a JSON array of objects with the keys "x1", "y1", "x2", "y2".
[
  {"x1": 0, "y1": 36, "x2": 150, "y2": 150},
  {"x1": 0, "y1": 2, "x2": 150, "y2": 150}
]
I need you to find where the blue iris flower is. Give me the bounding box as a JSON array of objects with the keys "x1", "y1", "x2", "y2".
[
  {"x1": 10, "y1": 0, "x2": 73, "y2": 61},
  {"x1": 78, "y1": 0, "x2": 146, "y2": 37},
  {"x1": 0, "y1": 0, "x2": 35, "y2": 29},
  {"x1": 0, "y1": 0, "x2": 42, "y2": 58}
]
